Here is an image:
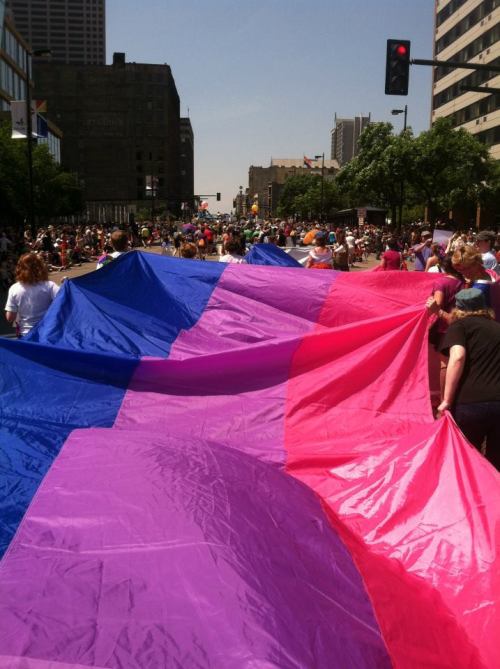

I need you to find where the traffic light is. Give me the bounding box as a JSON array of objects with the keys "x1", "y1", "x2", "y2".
[
  {"x1": 385, "y1": 39, "x2": 411, "y2": 95},
  {"x1": 216, "y1": 192, "x2": 221, "y2": 201}
]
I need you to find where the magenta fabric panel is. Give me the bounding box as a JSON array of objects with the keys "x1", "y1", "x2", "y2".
[
  {"x1": 0, "y1": 428, "x2": 391, "y2": 669},
  {"x1": 115, "y1": 265, "x2": 337, "y2": 464}
]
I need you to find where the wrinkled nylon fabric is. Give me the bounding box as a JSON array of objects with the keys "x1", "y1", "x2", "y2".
[
  {"x1": 285, "y1": 276, "x2": 500, "y2": 669},
  {"x1": 0, "y1": 429, "x2": 390, "y2": 669},
  {"x1": 245, "y1": 243, "x2": 302, "y2": 267},
  {"x1": 0, "y1": 258, "x2": 498, "y2": 668},
  {"x1": 0, "y1": 253, "x2": 225, "y2": 557},
  {"x1": 27, "y1": 251, "x2": 226, "y2": 357}
]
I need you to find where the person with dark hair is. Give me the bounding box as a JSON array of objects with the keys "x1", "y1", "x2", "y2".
[
  {"x1": 305, "y1": 231, "x2": 333, "y2": 269},
  {"x1": 425, "y1": 243, "x2": 443, "y2": 272},
  {"x1": 219, "y1": 240, "x2": 247, "y2": 264},
  {"x1": 4, "y1": 253, "x2": 59, "y2": 336},
  {"x1": 332, "y1": 231, "x2": 349, "y2": 271},
  {"x1": 379, "y1": 238, "x2": 403, "y2": 270},
  {"x1": 438, "y1": 288, "x2": 500, "y2": 470}
]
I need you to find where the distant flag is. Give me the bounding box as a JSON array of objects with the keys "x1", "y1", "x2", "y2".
[
  {"x1": 37, "y1": 114, "x2": 48, "y2": 138},
  {"x1": 35, "y1": 100, "x2": 48, "y2": 114},
  {"x1": 303, "y1": 155, "x2": 313, "y2": 169}
]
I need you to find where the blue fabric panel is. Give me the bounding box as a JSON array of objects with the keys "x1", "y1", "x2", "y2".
[
  {"x1": 28, "y1": 252, "x2": 226, "y2": 357},
  {"x1": 1, "y1": 254, "x2": 226, "y2": 557},
  {"x1": 245, "y1": 243, "x2": 302, "y2": 268},
  {"x1": 0, "y1": 338, "x2": 138, "y2": 557}
]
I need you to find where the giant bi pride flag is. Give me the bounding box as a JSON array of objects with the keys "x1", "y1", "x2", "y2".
[{"x1": 0, "y1": 251, "x2": 499, "y2": 669}]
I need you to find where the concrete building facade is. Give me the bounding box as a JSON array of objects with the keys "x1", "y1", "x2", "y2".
[
  {"x1": 330, "y1": 114, "x2": 371, "y2": 166},
  {"x1": 33, "y1": 52, "x2": 186, "y2": 216},
  {"x1": 432, "y1": 0, "x2": 500, "y2": 160},
  {"x1": 6, "y1": 0, "x2": 105, "y2": 65},
  {"x1": 249, "y1": 158, "x2": 339, "y2": 217},
  {"x1": 179, "y1": 117, "x2": 194, "y2": 211}
]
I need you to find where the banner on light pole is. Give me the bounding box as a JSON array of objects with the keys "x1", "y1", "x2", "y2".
[{"x1": 10, "y1": 100, "x2": 38, "y2": 139}]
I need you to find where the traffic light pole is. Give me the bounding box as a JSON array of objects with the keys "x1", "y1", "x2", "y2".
[
  {"x1": 398, "y1": 105, "x2": 407, "y2": 231},
  {"x1": 411, "y1": 58, "x2": 500, "y2": 74}
]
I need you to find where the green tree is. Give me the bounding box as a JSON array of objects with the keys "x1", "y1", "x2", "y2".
[
  {"x1": 276, "y1": 173, "x2": 345, "y2": 220},
  {"x1": 409, "y1": 118, "x2": 493, "y2": 221},
  {"x1": 0, "y1": 121, "x2": 84, "y2": 227},
  {"x1": 336, "y1": 122, "x2": 414, "y2": 226}
]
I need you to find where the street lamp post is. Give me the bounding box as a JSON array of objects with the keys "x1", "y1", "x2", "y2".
[
  {"x1": 26, "y1": 48, "x2": 51, "y2": 239},
  {"x1": 391, "y1": 105, "x2": 407, "y2": 230},
  {"x1": 314, "y1": 153, "x2": 325, "y2": 223}
]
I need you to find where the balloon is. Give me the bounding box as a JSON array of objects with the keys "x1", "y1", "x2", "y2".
[{"x1": 251, "y1": 204, "x2": 259, "y2": 213}]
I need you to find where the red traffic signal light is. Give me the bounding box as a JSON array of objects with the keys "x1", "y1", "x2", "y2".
[{"x1": 385, "y1": 39, "x2": 411, "y2": 96}]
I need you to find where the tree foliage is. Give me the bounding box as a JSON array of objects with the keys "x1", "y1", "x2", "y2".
[
  {"x1": 0, "y1": 121, "x2": 84, "y2": 228},
  {"x1": 276, "y1": 173, "x2": 345, "y2": 219},
  {"x1": 335, "y1": 118, "x2": 497, "y2": 225}
]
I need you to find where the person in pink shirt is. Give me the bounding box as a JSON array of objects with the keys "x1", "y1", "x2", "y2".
[{"x1": 379, "y1": 238, "x2": 403, "y2": 270}]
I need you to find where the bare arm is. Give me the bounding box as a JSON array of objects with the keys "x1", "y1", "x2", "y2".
[
  {"x1": 437, "y1": 344, "x2": 466, "y2": 412},
  {"x1": 5, "y1": 311, "x2": 17, "y2": 324}
]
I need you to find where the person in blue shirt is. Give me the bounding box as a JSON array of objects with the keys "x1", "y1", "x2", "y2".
[{"x1": 412, "y1": 230, "x2": 433, "y2": 271}]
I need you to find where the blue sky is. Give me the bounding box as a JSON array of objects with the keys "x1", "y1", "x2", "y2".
[{"x1": 107, "y1": 0, "x2": 435, "y2": 212}]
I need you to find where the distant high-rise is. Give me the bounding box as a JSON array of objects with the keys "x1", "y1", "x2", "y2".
[
  {"x1": 331, "y1": 114, "x2": 371, "y2": 166},
  {"x1": 432, "y1": 0, "x2": 499, "y2": 160},
  {"x1": 7, "y1": 0, "x2": 105, "y2": 65}
]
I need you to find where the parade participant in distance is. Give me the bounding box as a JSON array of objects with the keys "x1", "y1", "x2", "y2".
[
  {"x1": 4, "y1": 253, "x2": 59, "y2": 337},
  {"x1": 379, "y1": 237, "x2": 403, "y2": 270},
  {"x1": 475, "y1": 230, "x2": 499, "y2": 273},
  {"x1": 412, "y1": 230, "x2": 433, "y2": 271},
  {"x1": 425, "y1": 243, "x2": 443, "y2": 272},
  {"x1": 305, "y1": 231, "x2": 333, "y2": 269},
  {"x1": 438, "y1": 288, "x2": 500, "y2": 470},
  {"x1": 451, "y1": 245, "x2": 499, "y2": 307},
  {"x1": 96, "y1": 230, "x2": 129, "y2": 269},
  {"x1": 180, "y1": 242, "x2": 198, "y2": 259},
  {"x1": 333, "y1": 231, "x2": 350, "y2": 271},
  {"x1": 219, "y1": 240, "x2": 247, "y2": 264}
]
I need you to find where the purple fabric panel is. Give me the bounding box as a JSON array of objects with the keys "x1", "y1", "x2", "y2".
[
  {"x1": 115, "y1": 265, "x2": 337, "y2": 465},
  {"x1": 0, "y1": 429, "x2": 391, "y2": 669},
  {"x1": 168, "y1": 264, "x2": 337, "y2": 358}
]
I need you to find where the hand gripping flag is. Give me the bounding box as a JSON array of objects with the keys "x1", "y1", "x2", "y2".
[{"x1": 0, "y1": 252, "x2": 499, "y2": 669}]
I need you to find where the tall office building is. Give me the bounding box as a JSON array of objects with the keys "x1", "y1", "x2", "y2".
[
  {"x1": 330, "y1": 114, "x2": 371, "y2": 166},
  {"x1": 7, "y1": 0, "x2": 105, "y2": 65},
  {"x1": 33, "y1": 52, "x2": 186, "y2": 216},
  {"x1": 432, "y1": 0, "x2": 500, "y2": 160}
]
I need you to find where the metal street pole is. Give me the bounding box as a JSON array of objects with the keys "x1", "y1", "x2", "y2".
[
  {"x1": 315, "y1": 153, "x2": 325, "y2": 223},
  {"x1": 25, "y1": 48, "x2": 51, "y2": 239},
  {"x1": 399, "y1": 105, "x2": 407, "y2": 231},
  {"x1": 392, "y1": 105, "x2": 407, "y2": 230},
  {"x1": 26, "y1": 52, "x2": 35, "y2": 239},
  {"x1": 321, "y1": 152, "x2": 325, "y2": 224}
]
